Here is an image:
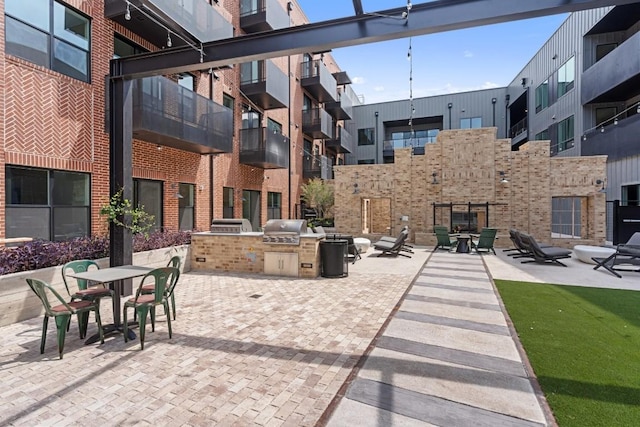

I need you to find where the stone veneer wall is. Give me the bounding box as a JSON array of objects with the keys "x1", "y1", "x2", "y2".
[{"x1": 333, "y1": 128, "x2": 607, "y2": 248}]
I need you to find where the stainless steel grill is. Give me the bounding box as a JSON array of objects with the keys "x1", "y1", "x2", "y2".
[
  {"x1": 262, "y1": 219, "x2": 307, "y2": 245},
  {"x1": 210, "y1": 218, "x2": 253, "y2": 233}
]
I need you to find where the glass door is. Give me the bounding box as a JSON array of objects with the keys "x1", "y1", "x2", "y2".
[{"x1": 242, "y1": 190, "x2": 261, "y2": 231}]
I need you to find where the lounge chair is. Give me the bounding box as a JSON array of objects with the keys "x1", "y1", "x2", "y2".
[
  {"x1": 519, "y1": 233, "x2": 572, "y2": 267},
  {"x1": 433, "y1": 226, "x2": 458, "y2": 252},
  {"x1": 373, "y1": 230, "x2": 411, "y2": 258},
  {"x1": 377, "y1": 226, "x2": 414, "y2": 253},
  {"x1": 507, "y1": 229, "x2": 552, "y2": 258},
  {"x1": 470, "y1": 228, "x2": 497, "y2": 254},
  {"x1": 592, "y1": 232, "x2": 640, "y2": 278}
]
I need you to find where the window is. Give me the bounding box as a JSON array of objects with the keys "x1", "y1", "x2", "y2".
[
  {"x1": 358, "y1": 128, "x2": 375, "y2": 145},
  {"x1": 223, "y1": 93, "x2": 235, "y2": 130},
  {"x1": 242, "y1": 106, "x2": 261, "y2": 129},
  {"x1": 622, "y1": 184, "x2": 640, "y2": 206},
  {"x1": 5, "y1": 166, "x2": 90, "y2": 241},
  {"x1": 460, "y1": 117, "x2": 482, "y2": 129},
  {"x1": 113, "y1": 35, "x2": 145, "y2": 58},
  {"x1": 535, "y1": 129, "x2": 549, "y2": 140},
  {"x1": 358, "y1": 159, "x2": 375, "y2": 164},
  {"x1": 240, "y1": 61, "x2": 260, "y2": 84},
  {"x1": 178, "y1": 73, "x2": 196, "y2": 122},
  {"x1": 133, "y1": 179, "x2": 162, "y2": 233},
  {"x1": 267, "y1": 118, "x2": 282, "y2": 134},
  {"x1": 596, "y1": 43, "x2": 617, "y2": 62},
  {"x1": 223, "y1": 187, "x2": 234, "y2": 218},
  {"x1": 552, "y1": 197, "x2": 582, "y2": 238},
  {"x1": 302, "y1": 95, "x2": 312, "y2": 112},
  {"x1": 535, "y1": 79, "x2": 549, "y2": 113},
  {"x1": 178, "y1": 183, "x2": 195, "y2": 231},
  {"x1": 5, "y1": 0, "x2": 90, "y2": 82},
  {"x1": 267, "y1": 192, "x2": 282, "y2": 220},
  {"x1": 552, "y1": 115, "x2": 574, "y2": 155},
  {"x1": 595, "y1": 107, "x2": 617, "y2": 128},
  {"x1": 557, "y1": 56, "x2": 575, "y2": 98}
]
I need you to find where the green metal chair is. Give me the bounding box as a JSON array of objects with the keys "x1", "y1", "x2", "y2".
[
  {"x1": 471, "y1": 228, "x2": 498, "y2": 254},
  {"x1": 139, "y1": 256, "x2": 181, "y2": 320},
  {"x1": 26, "y1": 278, "x2": 104, "y2": 359},
  {"x1": 123, "y1": 267, "x2": 178, "y2": 350},
  {"x1": 61, "y1": 260, "x2": 113, "y2": 302},
  {"x1": 433, "y1": 226, "x2": 458, "y2": 252}
]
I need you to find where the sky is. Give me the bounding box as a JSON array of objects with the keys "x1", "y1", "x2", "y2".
[{"x1": 295, "y1": 0, "x2": 568, "y2": 104}]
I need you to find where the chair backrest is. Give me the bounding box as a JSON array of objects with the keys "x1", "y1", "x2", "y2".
[
  {"x1": 434, "y1": 227, "x2": 453, "y2": 245},
  {"x1": 61, "y1": 260, "x2": 101, "y2": 295},
  {"x1": 135, "y1": 267, "x2": 178, "y2": 303},
  {"x1": 167, "y1": 255, "x2": 181, "y2": 270},
  {"x1": 519, "y1": 233, "x2": 544, "y2": 257},
  {"x1": 388, "y1": 231, "x2": 408, "y2": 251},
  {"x1": 476, "y1": 228, "x2": 497, "y2": 248},
  {"x1": 625, "y1": 232, "x2": 640, "y2": 246},
  {"x1": 26, "y1": 278, "x2": 72, "y2": 316},
  {"x1": 512, "y1": 230, "x2": 528, "y2": 251},
  {"x1": 166, "y1": 267, "x2": 181, "y2": 297}
]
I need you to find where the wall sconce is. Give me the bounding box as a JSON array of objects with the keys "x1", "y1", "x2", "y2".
[
  {"x1": 199, "y1": 184, "x2": 204, "y2": 191},
  {"x1": 156, "y1": 145, "x2": 163, "y2": 151},
  {"x1": 491, "y1": 98, "x2": 497, "y2": 104},
  {"x1": 499, "y1": 171, "x2": 509, "y2": 184},
  {"x1": 431, "y1": 172, "x2": 439, "y2": 185},
  {"x1": 521, "y1": 78, "x2": 527, "y2": 88},
  {"x1": 596, "y1": 179, "x2": 606, "y2": 193}
]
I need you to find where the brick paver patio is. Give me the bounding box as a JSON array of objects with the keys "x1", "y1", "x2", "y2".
[{"x1": 0, "y1": 252, "x2": 428, "y2": 426}]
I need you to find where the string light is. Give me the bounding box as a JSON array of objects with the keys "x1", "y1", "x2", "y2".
[
  {"x1": 581, "y1": 101, "x2": 640, "y2": 140},
  {"x1": 166, "y1": 31, "x2": 172, "y2": 47},
  {"x1": 125, "y1": 1, "x2": 131, "y2": 20}
]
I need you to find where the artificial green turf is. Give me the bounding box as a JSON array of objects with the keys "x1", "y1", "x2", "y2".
[{"x1": 494, "y1": 280, "x2": 640, "y2": 427}]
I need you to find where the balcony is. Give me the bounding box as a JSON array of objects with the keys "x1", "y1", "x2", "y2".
[
  {"x1": 240, "y1": 0, "x2": 289, "y2": 33},
  {"x1": 240, "y1": 60, "x2": 289, "y2": 110},
  {"x1": 325, "y1": 85, "x2": 357, "y2": 120},
  {"x1": 581, "y1": 113, "x2": 640, "y2": 161},
  {"x1": 300, "y1": 60, "x2": 337, "y2": 103},
  {"x1": 106, "y1": 76, "x2": 233, "y2": 154},
  {"x1": 105, "y1": 0, "x2": 232, "y2": 48},
  {"x1": 582, "y1": 31, "x2": 640, "y2": 104},
  {"x1": 325, "y1": 126, "x2": 354, "y2": 154},
  {"x1": 302, "y1": 108, "x2": 333, "y2": 139},
  {"x1": 382, "y1": 137, "x2": 431, "y2": 157},
  {"x1": 239, "y1": 128, "x2": 289, "y2": 169},
  {"x1": 303, "y1": 155, "x2": 331, "y2": 180}
]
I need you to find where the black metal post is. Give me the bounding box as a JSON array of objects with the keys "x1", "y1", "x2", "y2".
[{"x1": 108, "y1": 62, "x2": 133, "y2": 270}]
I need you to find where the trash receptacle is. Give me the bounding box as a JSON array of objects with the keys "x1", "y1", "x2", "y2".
[{"x1": 320, "y1": 239, "x2": 348, "y2": 278}]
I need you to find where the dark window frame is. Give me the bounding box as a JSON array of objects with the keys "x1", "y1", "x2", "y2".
[{"x1": 357, "y1": 128, "x2": 375, "y2": 146}]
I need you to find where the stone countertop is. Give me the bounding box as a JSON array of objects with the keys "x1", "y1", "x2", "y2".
[{"x1": 192, "y1": 231, "x2": 324, "y2": 240}]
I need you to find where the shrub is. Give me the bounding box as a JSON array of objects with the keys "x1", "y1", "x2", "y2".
[{"x1": 0, "y1": 230, "x2": 191, "y2": 276}]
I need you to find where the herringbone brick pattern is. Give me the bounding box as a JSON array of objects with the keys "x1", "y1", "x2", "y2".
[{"x1": 0, "y1": 251, "x2": 428, "y2": 426}]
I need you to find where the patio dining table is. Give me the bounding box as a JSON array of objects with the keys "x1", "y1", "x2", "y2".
[{"x1": 66, "y1": 265, "x2": 154, "y2": 343}]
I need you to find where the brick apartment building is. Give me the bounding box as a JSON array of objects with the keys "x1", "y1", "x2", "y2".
[{"x1": 1, "y1": 0, "x2": 355, "y2": 240}]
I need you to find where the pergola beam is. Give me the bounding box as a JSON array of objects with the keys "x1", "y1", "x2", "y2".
[
  {"x1": 112, "y1": 0, "x2": 640, "y2": 79},
  {"x1": 352, "y1": 0, "x2": 364, "y2": 15}
]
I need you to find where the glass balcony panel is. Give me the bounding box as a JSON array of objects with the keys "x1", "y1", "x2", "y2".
[
  {"x1": 240, "y1": 0, "x2": 289, "y2": 33},
  {"x1": 240, "y1": 127, "x2": 289, "y2": 169}
]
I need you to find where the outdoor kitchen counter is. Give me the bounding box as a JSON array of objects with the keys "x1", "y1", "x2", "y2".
[{"x1": 190, "y1": 232, "x2": 323, "y2": 278}]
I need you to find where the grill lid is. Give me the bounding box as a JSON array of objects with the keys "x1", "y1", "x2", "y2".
[
  {"x1": 263, "y1": 219, "x2": 307, "y2": 235},
  {"x1": 210, "y1": 218, "x2": 253, "y2": 233}
]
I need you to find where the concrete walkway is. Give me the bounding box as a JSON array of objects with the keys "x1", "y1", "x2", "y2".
[
  {"x1": 2, "y1": 245, "x2": 631, "y2": 426},
  {"x1": 326, "y1": 251, "x2": 551, "y2": 427}
]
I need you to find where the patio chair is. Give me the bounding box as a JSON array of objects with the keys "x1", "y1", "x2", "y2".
[
  {"x1": 433, "y1": 226, "x2": 458, "y2": 252},
  {"x1": 140, "y1": 256, "x2": 182, "y2": 320},
  {"x1": 519, "y1": 233, "x2": 572, "y2": 267},
  {"x1": 378, "y1": 226, "x2": 414, "y2": 253},
  {"x1": 470, "y1": 228, "x2": 498, "y2": 254},
  {"x1": 507, "y1": 229, "x2": 552, "y2": 258},
  {"x1": 373, "y1": 229, "x2": 411, "y2": 258},
  {"x1": 592, "y1": 232, "x2": 640, "y2": 278},
  {"x1": 123, "y1": 267, "x2": 178, "y2": 350},
  {"x1": 62, "y1": 260, "x2": 113, "y2": 303},
  {"x1": 26, "y1": 278, "x2": 104, "y2": 359}
]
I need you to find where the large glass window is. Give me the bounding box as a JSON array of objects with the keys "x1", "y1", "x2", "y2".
[
  {"x1": 5, "y1": 166, "x2": 90, "y2": 241},
  {"x1": 622, "y1": 184, "x2": 640, "y2": 206},
  {"x1": 358, "y1": 128, "x2": 375, "y2": 145},
  {"x1": 242, "y1": 106, "x2": 261, "y2": 129},
  {"x1": 535, "y1": 79, "x2": 549, "y2": 113},
  {"x1": 223, "y1": 187, "x2": 234, "y2": 218},
  {"x1": 113, "y1": 35, "x2": 146, "y2": 58},
  {"x1": 557, "y1": 57, "x2": 575, "y2": 98},
  {"x1": 134, "y1": 179, "x2": 162, "y2": 232},
  {"x1": 178, "y1": 183, "x2": 195, "y2": 231},
  {"x1": 535, "y1": 129, "x2": 549, "y2": 141},
  {"x1": 460, "y1": 117, "x2": 482, "y2": 129},
  {"x1": 5, "y1": 0, "x2": 91, "y2": 82},
  {"x1": 552, "y1": 115, "x2": 574, "y2": 155},
  {"x1": 267, "y1": 192, "x2": 282, "y2": 220},
  {"x1": 552, "y1": 197, "x2": 582, "y2": 238},
  {"x1": 223, "y1": 93, "x2": 235, "y2": 131}
]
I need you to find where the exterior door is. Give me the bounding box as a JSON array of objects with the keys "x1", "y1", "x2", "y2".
[{"x1": 242, "y1": 190, "x2": 261, "y2": 231}]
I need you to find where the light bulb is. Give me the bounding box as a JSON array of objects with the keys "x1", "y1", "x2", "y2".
[
  {"x1": 582, "y1": 135, "x2": 587, "y2": 141},
  {"x1": 600, "y1": 126, "x2": 605, "y2": 133},
  {"x1": 167, "y1": 32, "x2": 172, "y2": 48},
  {"x1": 125, "y1": 2, "x2": 131, "y2": 20},
  {"x1": 614, "y1": 118, "x2": 618, "y2": 125},
  {"x1": 407, "y1": 1, "x2": 412, "y2": 11}
]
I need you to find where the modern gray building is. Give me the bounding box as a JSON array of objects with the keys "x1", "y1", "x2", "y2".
[{"x1": 348, "y1": 4, "x2": 640, "y2": 240}]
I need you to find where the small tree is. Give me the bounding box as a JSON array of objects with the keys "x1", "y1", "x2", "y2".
[
  {"x1": 100, "y1": 188, "x2": 155, "y2": 236},
  {"x1": 300, "y1": 178, "x2": 334, "y2": 220}
]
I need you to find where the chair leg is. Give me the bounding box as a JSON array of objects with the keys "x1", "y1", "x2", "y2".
[
  {"x1": 40, "y1": 316, "x2": 49, "y2": 354},
  {"x1": 171, "y1": 294, "x2": 176, "y2": 321},
  {"x1": 150, "y1": 306, "x2": 156, "y2": 332},
  {"x1": 77, "y1": 311, "x2": 89, "y2": 339},
  {"x1": 55, "y1": 315, "x2": 70, "y2": 359},
  {"x1": 137, "y1": 306, "x2": 149, "y2": 350},
  {"x1": 94, "y1": 308, "x2": 104, "y2": 345},
  {"x1": 123, "y1": 305, "x2": 129, "y2": 343},
  {"x1": 164, "y1": 301, "x2": 172, "y2": 339}
]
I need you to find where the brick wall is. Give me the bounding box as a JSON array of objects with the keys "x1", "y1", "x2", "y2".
[{"x1": 333, "y1": 128, "x2": 607, "y2": 248}]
